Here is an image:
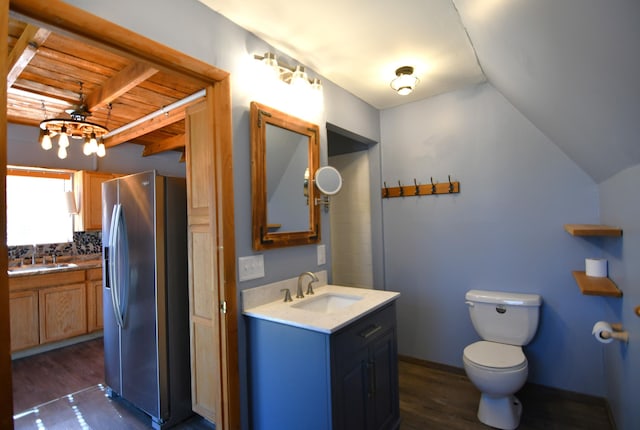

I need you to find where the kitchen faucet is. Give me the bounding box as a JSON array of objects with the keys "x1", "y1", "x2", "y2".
[
  {"x1": 31, "y1": 245, "x2": 37, "y2": 265},
  {"x1": 297, "y1": 271, "x2": 318, "y2": 298}
]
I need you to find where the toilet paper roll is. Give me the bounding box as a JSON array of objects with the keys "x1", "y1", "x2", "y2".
[
  {"x1": 585, "y1": 258, "x2": 607, "y2": 277},
  {"x1": 592, "y1": 321, "x2": 614, "y2": 344}
]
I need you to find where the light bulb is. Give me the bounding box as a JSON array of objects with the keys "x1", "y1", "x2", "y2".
[
  {"x1": 58, "y1": 126, "x2": 70, "y2": 148},
  {"x1": 89, "y1": 133, "x2": 99, "y2": 153},
  {"x1": 83, "y1": 140, "x2": 93, "y2": 155},
  {"x1": 57, "y1": 146, "x2": 68, "y2": 159},
  {"x1": 97, "y1": 142, "x2": 106, "y2": 157},
  {"x1": 41, "y1": 131, "x2": 52, "y2": 150},
  {"x1": 290, "y1": 65, "x2": 310, "y2": 88},
  {"x1": 310, "y1": 78, "x2": 322, "y2": 92}
]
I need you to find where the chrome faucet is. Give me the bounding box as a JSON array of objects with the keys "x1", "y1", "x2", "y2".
[
  {"x1": 31, "y1": 245, "x2": 37, "y2": 265},
  {"x1": 297, "y1": 272, "x2": 319, "y2": 298}
]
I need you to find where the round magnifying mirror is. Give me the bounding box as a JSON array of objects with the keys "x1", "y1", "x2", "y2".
[{"x1": 314, "y1": 166, "x2": 343, "y2": 195}]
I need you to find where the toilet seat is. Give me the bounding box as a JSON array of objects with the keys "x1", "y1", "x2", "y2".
[{"x1": 464, "y1": 341, "x2": 526, "y2": 371}]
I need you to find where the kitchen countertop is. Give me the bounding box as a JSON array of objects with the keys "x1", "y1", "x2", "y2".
[
  {"x1": 243, "y1": 284, "x2": 400, "y2": 334},
  {"x1": 8, "y1": 257, "x2": 102, "y2": 277}
]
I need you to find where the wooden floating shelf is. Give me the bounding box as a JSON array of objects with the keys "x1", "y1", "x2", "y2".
[
  {"x1": 564, "y1": 224, "x2": 622, "y2": 237},
  {"x1": 382, "y1": 181, "x2": 460, "y2": 199},
  {"x1": 572, "y1": 271, "x2": 622, "y2": 297}
]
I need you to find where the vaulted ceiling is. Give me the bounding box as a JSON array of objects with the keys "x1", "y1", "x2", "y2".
[
  {"x1": 200, "y1": 0, "x2": 640, "y2": 183},
  {"x1": 7, "y1": 16, "x2": 208, "y2": 157}
]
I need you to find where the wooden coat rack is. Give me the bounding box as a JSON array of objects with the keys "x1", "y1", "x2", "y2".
[{"x1": 382, "y1": 176, "x2": 460, "y2": 198}]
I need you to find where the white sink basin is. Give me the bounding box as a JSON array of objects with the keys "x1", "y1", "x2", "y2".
[{"x1": 291, "y1": 293, "x2": 363, "y2": 313}]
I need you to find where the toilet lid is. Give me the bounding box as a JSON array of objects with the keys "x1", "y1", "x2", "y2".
[{"x1": 464, "y1": 341, "x2": 526, "y2": 369}]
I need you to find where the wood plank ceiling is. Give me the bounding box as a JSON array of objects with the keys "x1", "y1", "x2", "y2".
[{"x1": 7, "y1": 16, "x2": 208, "y2": 157}]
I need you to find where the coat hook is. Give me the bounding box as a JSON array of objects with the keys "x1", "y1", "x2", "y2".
[
  {"x1": 430, "y1": 177, "x2": 436, "y2": 194},
  {"x1": 398, "y1": 180, "x2": 404, "y2": 196},
  {"x1": 383, "y1": 181, "x2": 389, "y2": 198},
  {"x1": 448, "y1": 175, "x2": 454, "y2": 193},
  {"x1": 413, "y1": 178, "x2": 420, "y2": 195}
]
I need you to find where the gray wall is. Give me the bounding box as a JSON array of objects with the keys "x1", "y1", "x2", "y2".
[
  {"x1": 599, "y1": 166, "x2": 640, "y2": 430},
  {"x1": 379, "y1": 82, "x2": 607, "y2": 396}
]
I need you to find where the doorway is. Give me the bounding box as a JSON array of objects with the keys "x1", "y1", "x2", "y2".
[
  {"x1": 327, "y1": 123, "x2": 379, "y2": 289},
  {"x1": 2, "y1": 2, "x2": 238, "y2": 429}
]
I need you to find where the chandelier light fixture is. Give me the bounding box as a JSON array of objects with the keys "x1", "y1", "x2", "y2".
[
  {"x1": 390, "y1": 66, "x2": 420, "y2": 96},
  {"x1": 38, "y1": 82, "x2": 109, "y2": 159},
  {"x1": 254, "y1": 52, "x2": 323, "y2": 92}
]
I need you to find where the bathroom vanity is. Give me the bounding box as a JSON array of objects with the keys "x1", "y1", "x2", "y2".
[{"x1": 244, "y1": 282, "x2": 400, "y2": 430}]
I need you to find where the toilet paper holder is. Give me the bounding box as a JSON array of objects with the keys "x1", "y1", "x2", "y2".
[{"x1": 598, "y1": 322, "x2": 629, "y2": 343}]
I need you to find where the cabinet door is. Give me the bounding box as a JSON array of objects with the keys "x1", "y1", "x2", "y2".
[
  {"x1": 9, "y1": 290, "x2": 39, "y2": 352},
  {"x1": 334, "y1": 345, "x2": 369, "y2": 430},
  {"x1": 74, "y1": 170, "x2": 117, "y2": 231},
  {"x1": 369, "y1": 329, "x2": 399, "y2": 430},
  {"x1": 39, "y1": 283, "x2": 87, "y2": 343},
  {"x1": 332, "y1": 303, "x2": 399, "y2": 430},
  {"x1": 86, "y1": 280, "x2": 103, "y2": 332}
]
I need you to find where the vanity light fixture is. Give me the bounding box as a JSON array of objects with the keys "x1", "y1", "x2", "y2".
[
  {"x1": 254, "y1": 52, "x2": 322, "y2": 91},
  {"x1": 38, "y1": 82, "x2": 108, "y2": 159},
  {"x1": 390, "y1": 66, "x2": 419, "y2": 96}
]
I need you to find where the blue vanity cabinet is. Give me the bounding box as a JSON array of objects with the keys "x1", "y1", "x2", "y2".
[{"x1": 247, "y1": 302, "x2": 399, "y2": 430}]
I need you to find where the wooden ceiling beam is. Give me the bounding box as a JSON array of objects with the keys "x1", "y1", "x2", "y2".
[
  {"x1": 7, "y1": 24, "x2": 50, "y2": 87},
  {"x1": 142, "y1": 133, "x2": 185, "y2": 157},
  {"x1": 103, "y1": 105, "x2": 186, "y2": 148},
  {"x1": 85, "y1": 62, "x2": 158, "y2": 110}
]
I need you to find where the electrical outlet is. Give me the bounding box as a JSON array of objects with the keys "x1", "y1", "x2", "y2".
[
  {"x1": 238, "y1": 255, "x2": 265, "y2": 281},
  {"x1": 317, "y1": 244, "x2": 326, "y2": 265}
]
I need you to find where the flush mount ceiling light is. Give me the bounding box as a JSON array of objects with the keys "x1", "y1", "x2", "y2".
[
  {"x1": 390, "y1": 66, "x2": 419, "y2": 96},
  {"x1": 38, "y1": 82, "x2": 109, "y2": 159},
  {"x1": 254, "y1": 52, "x2": 322, "y2": 91}
]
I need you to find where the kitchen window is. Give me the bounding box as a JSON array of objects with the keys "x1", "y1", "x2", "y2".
[{"x1": 6, "y1": 166, "x2": 75, "y2": 246}]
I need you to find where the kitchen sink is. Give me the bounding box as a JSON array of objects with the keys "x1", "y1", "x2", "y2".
[
  {"x1": 291, "y1": 293, "x2": 363, "y2": 314},
  {"x1": 8, "y1": 263, "x2": 78, "y2": 274}
]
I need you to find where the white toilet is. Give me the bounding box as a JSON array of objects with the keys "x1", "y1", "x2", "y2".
[{"x1": 463, "y1": 289, "x2": 542, "y2": 430}]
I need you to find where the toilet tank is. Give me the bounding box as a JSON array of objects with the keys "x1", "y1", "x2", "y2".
[{"x1": 465, "y1": 290, "x2": 542, "y2": 346}]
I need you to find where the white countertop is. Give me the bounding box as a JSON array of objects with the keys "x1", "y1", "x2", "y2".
[{"x1": 243, "y1": 284, "x2": 400, "y2": 334}]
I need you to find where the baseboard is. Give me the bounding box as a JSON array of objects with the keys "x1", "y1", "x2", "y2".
[
  {"x1": 12, "y1": 332, "x2": 103, "y2": 360},
  {"x1": 398, "y1": 354, "x2": 466, "y2": 375}
]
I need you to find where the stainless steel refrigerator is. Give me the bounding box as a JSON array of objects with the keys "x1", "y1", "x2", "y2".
[{"x1": 102, "y1": 170, "x2": 192, "y2": 429}]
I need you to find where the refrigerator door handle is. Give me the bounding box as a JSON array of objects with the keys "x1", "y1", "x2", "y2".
[{"x1": 108, "y1": 203, "x2": 127, "y2": 328}]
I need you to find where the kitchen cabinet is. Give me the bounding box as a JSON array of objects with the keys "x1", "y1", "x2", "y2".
[
  {"x1": 8, "y1": 267, "x2": 100, "y2": 352},
  {"x1": 9, "y1": 290, "x2": 39, "y2": 351},
  {"x1": 73, "y1": 170, "x2": 120, "y2": 231},
  {"x1": 86, "y1": 268, "x2": 103, "y2": 332},
  {"x1": 247, "y1": 302, "x2": 400, "y2": 430}
]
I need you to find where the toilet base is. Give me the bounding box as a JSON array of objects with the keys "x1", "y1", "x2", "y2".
[{"x1": 477, "y1": 393, "x2": 522, "y2": 430}]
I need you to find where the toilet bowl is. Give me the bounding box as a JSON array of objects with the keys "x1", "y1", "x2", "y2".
[
  {"x1": 463, "y1": 341, "x2": 528, "y2": 429},
  {"x1": 463, "y1": 290, "x2": 542, "y2": 430}
]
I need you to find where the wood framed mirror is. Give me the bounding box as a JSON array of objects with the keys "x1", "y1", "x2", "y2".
[{"x1": 250, "y1": 101, "x2": 320, "y2": 250}]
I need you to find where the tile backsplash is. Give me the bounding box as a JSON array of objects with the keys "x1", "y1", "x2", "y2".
[{"x1": 8, "y1": 231, "x2": 102, "y2": 262}]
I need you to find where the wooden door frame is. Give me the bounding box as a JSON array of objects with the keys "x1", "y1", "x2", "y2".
[{"x1": 1, "y1": 1, "x2": 239, "y2": 429}]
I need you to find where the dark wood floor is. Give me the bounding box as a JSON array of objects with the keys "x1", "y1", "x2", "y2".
[
  {"x1": 12, "y1": 338, "x2": 212, "y2": 429},
  {"x1": 12, "y1": 338, "x2": 104, "y2": 413},
  {"x1": 12, "y1": 340, "x2": 613, "y2": 429},
  {"x1": 399, "y1": 357, "x2": 613, "y2": 430}
]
